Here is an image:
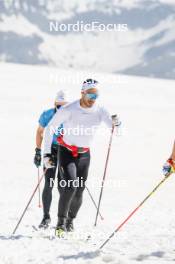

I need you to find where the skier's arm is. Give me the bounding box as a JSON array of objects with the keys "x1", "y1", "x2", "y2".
[
  {"x1": 170, "y1": 141, "x2": 175, "y2": 160},
  {"x1": 100, "y1": 107, "x2": 113, "y2": 128},
  {"x1": 34, "y1": 112, "x2": 46, "y2": 167},
  {"x1": 44, "y1": 107, "x2": 70, "y2": 154},
  {"x1": 36, "y1": 125, "x2": 44, "y2": 149}
]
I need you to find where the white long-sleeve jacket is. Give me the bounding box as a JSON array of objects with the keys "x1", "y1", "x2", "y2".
[{"x1": 44, "y1": 100, "x2": 112, "y2": 154}]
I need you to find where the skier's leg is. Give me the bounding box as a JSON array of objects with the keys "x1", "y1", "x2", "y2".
[
  {"x1": 57, "y1": 166, "x2": 64, "y2": 195},
  {"x1": 57, "y1": 146, "x2": 78, "y2": 228},
  {"x1": 42, "y1": 144, "x2": 58, "y2": 218},
  {"x1": 42, "y1": 167, "x2": 56, "y2": 217},
  {"x1": 57, "y1": 163, "x2": 77, "y2": 218},
  {"x1": 68, "y1": 151, "x2": 90, "y2": 219}
]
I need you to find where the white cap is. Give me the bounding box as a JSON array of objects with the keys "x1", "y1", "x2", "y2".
[
  {"x1": 55, "y1": 89, "x2": 68, "y2": 103},
  {"x1": 82, "y1": 79, "x2": 99, "y2": 91}
]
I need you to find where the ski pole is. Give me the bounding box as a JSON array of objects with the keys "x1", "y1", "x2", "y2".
[
  {"x1": 12, "y1": 170, "x2": 45, "y2": 235},
  {"x1": 37, "y1": 168, "x2": 42, "y2": 208},
  {"x1": 99, "y1": 173, "x2": 173, "y2": 250},
  {"x1": 85, "y1": 185, "x2": 104, "y2": 221},
  {"x1": 94, "y1": 124, "x2": 115, "y2": 227}
]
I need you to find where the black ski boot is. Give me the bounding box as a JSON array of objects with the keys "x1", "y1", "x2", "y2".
[
  {"x1": 55, "y1": 217, "x2": 67, "y2": 237},
  {"x1": 66, "y1": 217, "x2": 74, "y2": 232},
  {"x1": 39, "y1": 215, "x2": 51, "y2": 229}
]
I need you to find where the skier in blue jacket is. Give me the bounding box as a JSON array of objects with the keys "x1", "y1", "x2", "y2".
[{"x1": 34, "y1": 90, "x2": 68, "y2": 228}]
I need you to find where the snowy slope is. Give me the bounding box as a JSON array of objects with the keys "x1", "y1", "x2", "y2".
[
  {"x1": 0, "y1": 63, "x2": 175, "y2": 263},
  {"x1": 0, "y1": 0, "x2": 175, "y2": 79}
]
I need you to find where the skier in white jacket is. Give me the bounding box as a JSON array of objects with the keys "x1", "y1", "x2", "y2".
[{"x1": 44, "y1": 79, "x2": 119, "y2": 236}]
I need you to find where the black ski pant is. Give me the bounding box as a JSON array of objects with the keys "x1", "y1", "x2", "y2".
[
  {"x1": 42, "y1": 144, "x2": 61, "y2": 217},
  {"x1": 58, "y1": 145, "x2": 90, "y2": 219}
]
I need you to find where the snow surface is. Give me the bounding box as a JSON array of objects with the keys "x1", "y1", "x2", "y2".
[{"x1": 0, "y1": 62, "x2": 175, "y2": 263}]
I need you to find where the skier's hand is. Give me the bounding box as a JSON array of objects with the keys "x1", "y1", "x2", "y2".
[
  {"x1": 34, "y1": 148, "x2": 41, "y2": 167},
  {"x1": 163, "y1": 158, "x2": 175, "y2": 176},
  {"x1": 112, "y1": 114, "x2": 121, "y2": 127},
  {"x1": 43, "y1": 154, "x2": 56, "y2": 169}
]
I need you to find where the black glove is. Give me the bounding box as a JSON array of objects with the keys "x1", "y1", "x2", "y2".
[
  {"x1": 43, "y1": 153, "x2": 57, "y2": 169},
  {"x1": 34, "y1": 148, "x2": 41, "y2": 167}
]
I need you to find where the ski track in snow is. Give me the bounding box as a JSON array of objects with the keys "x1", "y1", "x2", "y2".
[{"x1": 0, "y1": 63, "x2": 175, "y2": 263}]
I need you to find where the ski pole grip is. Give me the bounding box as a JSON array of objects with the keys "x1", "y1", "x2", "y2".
[{"x1": 112, "y1": 114, "x2": 121, "y2": 127}]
